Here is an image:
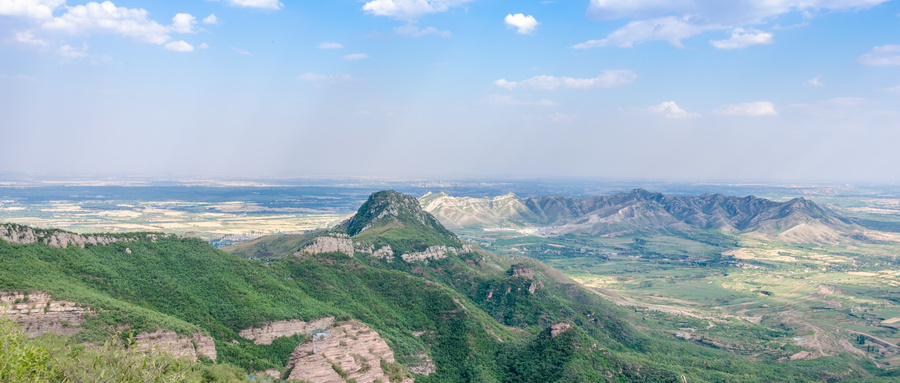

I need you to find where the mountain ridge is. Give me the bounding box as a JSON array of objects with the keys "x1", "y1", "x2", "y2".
[{"x1": 421, "y1": 189, "x2": 853, "y2": 241}]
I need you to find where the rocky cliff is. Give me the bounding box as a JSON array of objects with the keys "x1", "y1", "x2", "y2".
[
  {"x1": 0, "y1": 291, "x2": 93, "y2": 337},
  {"x1": 134, "y1": 330, "x2": 218, "y2": 362},
  {"x1": 238, "y1": 317, "x2": 335, "y2": 345},
  {"x1": 0, "y1": 223, "x2": 137, "y2": 249},
  {"x1": 1, "y1": 290, "x2": 216, "y2": 362},
  {"x1": 285, "y1": 319, "x2": 416, "y2": 383},
  {"x1": 296, "y1": 233, "x2": 355, "y2": 257}
]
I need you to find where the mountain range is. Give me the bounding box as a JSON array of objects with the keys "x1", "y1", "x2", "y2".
[
  {"x1": 0, "y1": 190, "x2": 885, "y2": 382},
  {"x1": 421, "y1": 189, "x2": 856, "y2": 243}
]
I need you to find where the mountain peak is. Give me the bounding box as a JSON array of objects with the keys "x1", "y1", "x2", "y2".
[{"x1": 340, "y1": 191, "x2": 459, "y2": 249}]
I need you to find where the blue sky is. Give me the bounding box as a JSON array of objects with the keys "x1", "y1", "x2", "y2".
[{"x1": 2, "y1": 0, "x2": 900, "y2": 182}]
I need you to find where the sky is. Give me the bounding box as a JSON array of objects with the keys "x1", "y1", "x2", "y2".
[{"x1": 1, "y1": 0, "x2": 900, "y2": 182}]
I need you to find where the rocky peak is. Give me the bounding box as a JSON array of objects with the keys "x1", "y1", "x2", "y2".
[{"x1": 345, "y1": 190, "x2": 433, "y2": 236}]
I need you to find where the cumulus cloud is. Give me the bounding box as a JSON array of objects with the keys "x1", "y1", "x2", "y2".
[
  {"x1": 858, "y1": 45, "x2": 900, "y2": 66},
  {"x1": 486, "y1": 94, "x2": 556, "y2": 106},
  {"x1": 202, "y1": 14, "x2": 218, "y2": 25},
  {"x1": 42, "y1": 1, "x2": 172, "y2": 45},
  {"x1": 714, "y1": 101, "x2": 778, "y2": 116},
  {"x1": 198, "y1": 43, "x2": 209, "y2": 49},
  {"x1": 494, "y1": 70, "x2": 637, "y2": 90},
  {"x1": 883, "y1": 85, "x2": 900, "y2": 92},
  {"x1": 362, "y1": 0, "x2": 473, "y2": 20},
  {"x1": 231, "y1": 47, "x2": 251, "y2": 55},
  {"x1": 709, "y1": 28, "x2": 773, "y2": 49},
  {"x1": 224, "y1": 0, "x2": 282, "y2": 10},
  {"x1": 580, "y1": 0, "x2": 887, "y2": 49},
  {"x1": 297, "y1": 73, "x2": 357, "y2": 83},
  {"x1": 317, "y1": 41, "x2": 343, "y2": 49},
  {"x1": 164, "y1": 40, "x2": 194, "y2": 52},
  {"x1": 504, "y1": 14, "x2": 538, "y2": 35},
  {"x1": 0, "y1": 0, "x2": 65, "y2": 19},
  {"x1": 394, "y1": 24, "x2": 451, "y2": 38},
  {"x1": 574, "y1": 17, "x2": 711, "y2": 48},
  {"x1": 804, "y1": 76, "x2": 825, "y2": 87},
  {"x1": 171, "y1": 13, "x2": 197, "y2": 34},
  {"x1": 12, "y1": 31, "x2": 48, "y2": 46},
  {"x1": 57, "y1": 44, "x2": 88, "y2": 60},
  {"x1": 343, "y1": 53, "x2": 370, "y2": 60},
  {"x1": 648, "y1": 101, "x2": 700, "y2": 119}
]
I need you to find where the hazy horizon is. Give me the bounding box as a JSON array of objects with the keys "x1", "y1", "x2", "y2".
[{"x1": 3, "y1": 1, "x2": 900, "y2": 182}]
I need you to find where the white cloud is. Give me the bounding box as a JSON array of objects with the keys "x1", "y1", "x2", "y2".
[
  {"x1": 231, "y1": 47, "x2": 251, "y2": 55},
  {"x1": 709, "y1": 28, "x2": 773, "y2": 49},
  {"x1": 486, "y1": 94, "x2": 556, "y2": 106},
  {"x1": 198, "y1": 43, "x2": 209, "y2": 49},
  {"x1": 318, "y1": 41, "x2": 344, "y2": 49},
  {"x1": 573, "y1": 17, "x2": 711, "y2": 48},
  {"x1": 394, "y1": 24, "x2": 451, "y2": 38},
  {"x1": 648, "y1": 101, "x2": 700, "y2": 119},
  {"x1": 171, "y1": 13, "x2": 197, "y2": 34},
  {"x1": 882, "y1": 85, "x2": 900, "y2": 92},
  {"x1": 495, "y1": 70, "x2": 637, "y2": 90},
  {"x1": 0, "y1": 0, "x2": 65, "y2": 19},
  {"x1": 504, "y1": 14, "x2": 538, "y2": 35},
  {"x1": 343, "y1": 53, "x2": 370, "y2": 60},
  {"x1": 58, "y1": 44, "x2": 88, "y2": 59},
  {"x1": 164, "y1": 40, "x2": 194, "y2": 52},
  {"x1": 42, "y1": 1, "x2": 171, "y2": 45},
  {"x1": 202, "y1": 14, "x2": 218, "y2": 25},
  {"x1": 12, "y1": 31, "x2": 48, "y2": 46},
  {"x1": 714, "y1": 101, "x2": 778, "y2": 116},
  {"x1": 551, "y1": 112, "x2": 577, "y2": 123},
  {"x1": 297, "y1": 73, "x2": 357, "y2": 83},
  {"x1": 587, "y1": 0, "x2": 887, "y2": 25},
  {"x1": 804, "y1": 76, "x2": 825, "y2": 87},
  {"x1": 225, "y1": 0, "x2": 282, "y2": 10},
  {"x1": 362, "y1": 0, "x2": 473, "y2": 20},
  {"x1": 859, "y1": 45, "x2": 900, "y2": 66},
  {"x1": 580, "y1": 1, "x2": 887, "y2": 49}
]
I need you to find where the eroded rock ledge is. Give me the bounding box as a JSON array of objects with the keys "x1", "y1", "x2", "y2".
[
  {"x1": 285, "y1": 320, "x2": 417, "y2": 383},
  {"x1": 1, "y1": 290, "x2": 216, "y2": 362},
  {"x1": 238, "y1": 317, "x2": 335, "y2": 345}
]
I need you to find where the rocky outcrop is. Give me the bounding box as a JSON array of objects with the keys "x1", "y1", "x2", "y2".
[
  {"x1": 508, "y1": 264, "x2": 535, "y2": 278},
  {"x1": 0, "y1": 291, "x2": 93, "y2": 337},
  {"x1": 1, "y1": 290, "x2": 216, "y2": 362},
  {"x1": 297, "y1": 234, "x2": 354, "y2": 257},
  {"x1": 355, "y1": 243, "x2": 395, "y2": 261},
  {"x1": 133, "y1": 330, "x2": 217, "y2": 362},
  {"x1": 401, "y1": 244, "x2": 472, "y2": 263},
  {"x1": 285, "y1": 320, "x2": 414, "y2": 383},
  {"x1": 238, "y1": 317, "x2": 335, "y2": 345},
  {"x1": 0, "y1": 223, "x2": 134, "y2": 249},
  {"x1": 550, "y1": 322, "x2": 571, "y2": 339}
]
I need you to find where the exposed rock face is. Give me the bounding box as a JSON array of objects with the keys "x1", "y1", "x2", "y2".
[
  {"x1": 355, "y1": 243, "x2": 395, "y2": 261},
  {"x1": 0, "y1": 291, "x2": 93, "y2": 337},
  {"x1": 0, "y1": 223, "x2": 134, "y2": 249},
  {"x1": 238, "y1": 317, "x2": 335, "y2": 345},
  {"x1": 285, "y1": 320, "x2": 414, "y2": 383},
  {"x1": 401, "y1": 244, "x2": 472, "y2": 263},
  {"x1": 550, "y1": 322, "x2": 571, "y2": 339},
  {"x1": 133, "y1": 330, "x2": 217, "y2": 362},
  {"x1": 509, "y1": 264, "x2": 535, "y2": 278},
  {"x1": 1, "y1": 290, "x2": 216, "y2": 362},
  {"x1": 297, "y1": 234, "x2": 354, "y2": 256}
]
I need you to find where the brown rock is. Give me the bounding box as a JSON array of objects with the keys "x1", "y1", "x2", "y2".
[{"x1": 238, "y1": 317, "x2": 335, "y2": 345}]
